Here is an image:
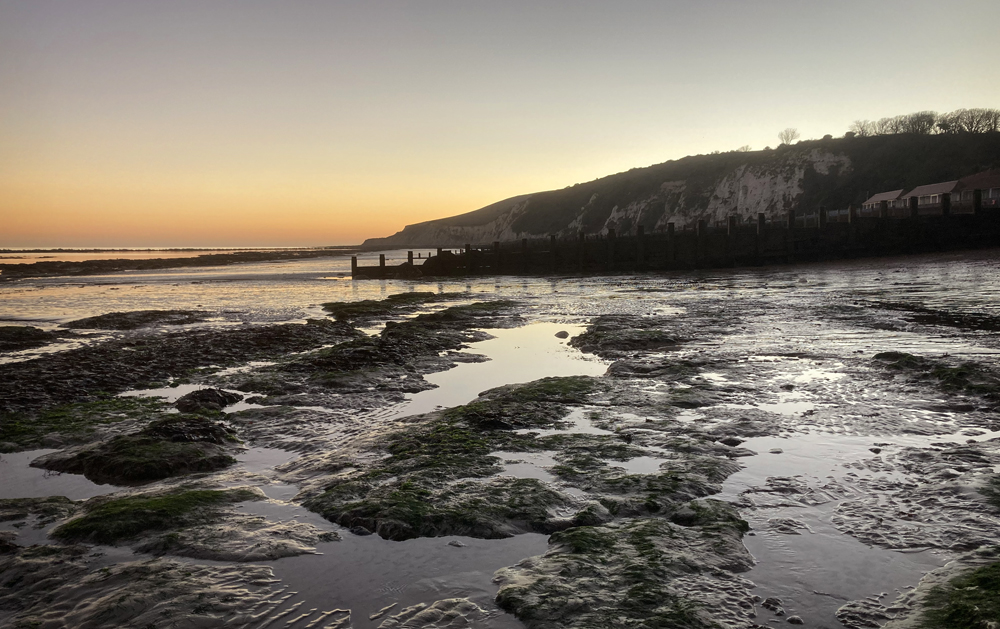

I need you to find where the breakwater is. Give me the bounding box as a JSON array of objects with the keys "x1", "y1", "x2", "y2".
[{"x1": 353, "y1": 197, "x2": 1000, "y2": 279}]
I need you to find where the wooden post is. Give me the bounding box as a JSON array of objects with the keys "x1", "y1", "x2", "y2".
[
  {"x1": 351, "y1": 256, "x2": 358, "y2": 278},
  {"x1": 819, "y1": 206, "x2": 827, "y2": 228},
  {"x1": 606, "y1": 229, "x2": 616, "y2": 271},
  {"x1": 577, "y1": 232, "x2": 585, "y2": 270},
  {"x1": 973, "y1": 189, "x2": 983, "y2": 214},
  {"x1": 757, "y1": 213, "x2": 765, "y2": 234},
  {"x1": 849, "y1": 204, "x2": 859, "y2": 223},
  {"x1": 378, "y1": 254, "x2": 385, "y2": 279},
  {"x1": 786, "y1": 210, "x2": 795, "y2": 229},
  {"x1": 727, "y1": 215, "x2": 737, "y2": 235},
  {"x1": 909, "y1": 196, "x2": 919, "y2": 218},
  {"x1": 493, "y1": 241, "x2": 500, "y2": 273},
  {"x1": 436, "y1": 247, "x2": 443, "y2": 257},
  {"x1": 878, "y1": 200, "x2": 888, "y2": 219},
  {"x1": 407, "y1": 251, "x2": 413, "y2": 265},
  {"x1": 941, "y1": 192, "x2": 951, "y2": 216},
  {"x1": 465, "y1": 244, "x2": 473, "y2": 274},
  {"x1": 522, "y1": 238, "x2": 529, "y2": 274}
]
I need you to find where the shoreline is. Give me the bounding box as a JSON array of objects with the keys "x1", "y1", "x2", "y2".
[{"x1": 0, "y1": 247, "x2": 361, "y2": 282}]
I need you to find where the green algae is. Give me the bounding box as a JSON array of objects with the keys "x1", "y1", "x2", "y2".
[
  {"x1": 921, "y1": 561, "x2": 1000, "y2": 629},
  {"x1": 52, "y1": 488, "x2": 259, "y2": 545},
  {"x1": 0, "y1": 397, "x2": 168, "y2": 452}
]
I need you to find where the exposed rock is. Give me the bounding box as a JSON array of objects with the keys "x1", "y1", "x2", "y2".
[
  {"x1": 175, "y1": 387, "x2": 243, "y2": 413},
  {"x1": 31, "y1": 417, "x2": 239, "y2": 484}
]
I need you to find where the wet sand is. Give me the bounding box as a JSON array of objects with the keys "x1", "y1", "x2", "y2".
[{"x1": 2, "y1": 248, "x2": 1000, "y2": 628}]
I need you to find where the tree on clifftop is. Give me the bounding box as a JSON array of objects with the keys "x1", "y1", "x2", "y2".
[{"x1": 778, "y1": 128, "x2": 800, "y2": 145}]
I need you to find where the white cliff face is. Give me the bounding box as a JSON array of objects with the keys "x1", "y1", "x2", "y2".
[
  {"x1": 364, "y1": 149, "x2": 853, "y2": 247},
  {"x1": 662, "y1": 149, "x2": 852, "y2": 228}
]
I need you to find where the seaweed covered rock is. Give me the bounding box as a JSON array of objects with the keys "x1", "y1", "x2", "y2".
[
  {"x1": 0, "y1": 496, "x2": 78, "y2": 529},
  {"x1": 322, "y1": 291, "x2": 464, "y2": 322},
  {"x1": 0, "y1": 318, "x2": 361, "y2": 417},
  {"x1": 495, "y1": 513, "x2": 754, "y2": 629},
  {"x1": 31, "y1": 416, "x2": 239, "y2": 484},
  {"x1": 444, "y1": 376, "x2": 597, "y2": 430},
  {"x1": 873, "y1": 351, "x2": 1000, "y2": 406},
  {"x1": 52, "y1": 488, "x2": 261, "y2": 545},
  {"x1": 570, "y1": 315, "x2": 684, "y2": 358},
  {"x1": 63, "y1": 310, "x2": 209, "y2": 330},
  {"x1": 175, "y1": 388, "x2": 243, "y2": 413},
  {"x1": 0, "y1": 325, "x2": 60, "y2": 352},
  {"x1": 311, "y1": 476, "x2": 573, "y2": 541}
]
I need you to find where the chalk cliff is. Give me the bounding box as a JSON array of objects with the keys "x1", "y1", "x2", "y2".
[{"x1": 362, "y1": 133, "x2": 1000, "y2": 248}]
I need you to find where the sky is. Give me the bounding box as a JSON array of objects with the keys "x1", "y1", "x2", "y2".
[{"x1": 2, "y1": 0, "x2": 998, "y2": 247}]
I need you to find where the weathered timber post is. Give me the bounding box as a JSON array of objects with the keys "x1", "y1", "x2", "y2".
[
  {"x1": 819, "y1": 206, "x2": 827, "y2": 229},
  {"x1": 379, "y1": 254, "x2": 386, "y2": 279},
  {"x1": 549, "y1": 234, "x2": 558, "y2": 271},
  {"x1": 578, "y1": 232, "x2": 585, "y2": 271},
  {"x1": 879, "y1": 200, "x2": 889, "y2": 219},
  {"x1": 973, "y1": 189, "x2": 983, "y2": 214},
  {"x1": 786, "y1": 209, "x2": 796, "y2": 229},
  {"x1": 607, "y1": 228, "x2": 616, "y2": 271},
  {"x1": 493, "y1": 241, "x2": 500, "y2": 273},
  {"x1": 407, "y1": 251, "x2": 413, "y2": 265},
  {"x1": 909, "y1": 196, "x2": 919, "y2": 218},
  {"x1": 521, "y1": 238, "x2": 529, "y2": 274},
  {"x1": 465, "y1": 244, "x2": 473, "y2": 275},
  {"x1": 757, "y1": 213, "x2": 766, "y2": 234},
  {"x1": 351, "y1": 256, "x2": 358, "y2": 278},
  {"x1": 941, "y1": 192, "x2": 951, "y2": 216},
  {"x1": 636, "y1": 225, "x2": 645, "y2": 270},
  {"x1": 437, "y1": 247, "x2": 443, "y2": 257},
  {"x1": 849, "y1": 204, "x2": 859, "y2": 223}
]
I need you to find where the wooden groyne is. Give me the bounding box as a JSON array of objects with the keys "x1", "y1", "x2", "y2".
[{"x1": 352, "y1": 193, "x2": 1000, "y2": 279}]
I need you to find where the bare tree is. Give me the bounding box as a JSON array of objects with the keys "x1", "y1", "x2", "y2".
[
  {"x1": 900, "y1": 111, "x2": 938, "y2": 134},
  {"x1": 849, "y1": 120, "x2": 875, "y2": 137},
  {"x1": 737, "y1": 145, "x2": 752, "y2": 152},
  {"x1": 777, "y1": 128, "x2": 800, "y2": 145}
]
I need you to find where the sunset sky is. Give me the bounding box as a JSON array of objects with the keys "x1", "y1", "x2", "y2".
[{"x1": 2, "y1": 0, "x2": 998, "y2": 247}]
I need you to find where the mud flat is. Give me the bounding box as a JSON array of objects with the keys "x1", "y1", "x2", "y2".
[{"x1": 2, "y1": 251, "x2": 1000, "y2": 628}]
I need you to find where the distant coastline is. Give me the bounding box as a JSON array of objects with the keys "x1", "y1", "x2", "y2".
[{"x1": 0, "y1": 247, "x2": 361, "y2": 282}]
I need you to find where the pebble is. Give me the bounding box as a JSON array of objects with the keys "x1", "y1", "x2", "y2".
[
  {"x1": 787, "y1": 616, "x2": 804, "y2": 624},
  {"x1": 769, "y1": 448, "x2": 784, "y2": 454},
  {"x1": 554, "y1": 331, "x2": 569, "y2": 339}
]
